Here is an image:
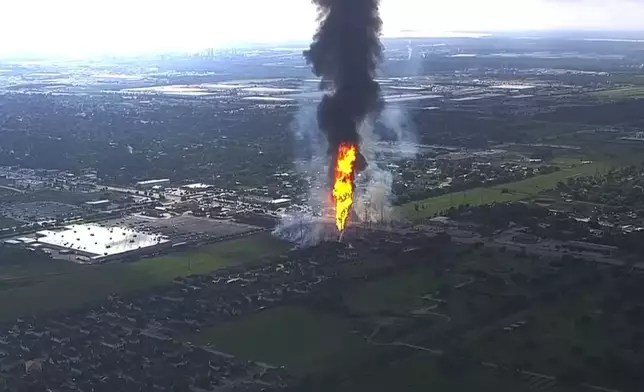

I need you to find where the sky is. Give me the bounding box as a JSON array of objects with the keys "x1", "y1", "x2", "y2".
[{"x1": 1, "y1": 0, "x2": 643, "y2": 57}]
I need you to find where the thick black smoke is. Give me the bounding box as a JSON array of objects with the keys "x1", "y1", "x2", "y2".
[{"x1": 304, "y1": 0, "x2": 384, "y2": 182}]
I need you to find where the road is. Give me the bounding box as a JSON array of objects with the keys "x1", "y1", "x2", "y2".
[{"x1": 0, "y1": 185, "x2": 25, "y2": 194}]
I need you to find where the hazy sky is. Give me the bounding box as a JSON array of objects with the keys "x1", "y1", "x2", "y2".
[{"x1": 1, "y1": 0, "x2": 643, "y2": 57}]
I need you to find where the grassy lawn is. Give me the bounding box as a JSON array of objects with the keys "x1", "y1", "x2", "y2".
[
  {"x1": 343, "y1": 266, "x2": 443, "y2": 314},
  {"x1": 401, "y1": 159, "x2": 608, "y2": 221},
  {"x1": 0, "y1": 233, "x2": 289, "y2": 321},
  {"x1": 0, "y1": 216, "x2": 20, "y2": 229},
  {"x1": 0, "y1": 254, "x2": 75, "y2": 281},
  {"x1": 590, "y1": 86, "x2": 644, "y2": 101},
  {"x1": 334, "y1": 352, "x2": 534, "y2": 392},
  {"x1": 128, "y1": 233, "x2": 291, "y2": 281},
  {"x1": 465, "y1": 283, "x2": 626, "y2": 388},
  {"x1": 183, "y1": 306, "x2": 366, "y2": 375},
  {"x1": 0, "y1": 190, "x2": 17, "y2": 199},
  {"x1": 0, "y1": 189, "x2": 99, "y2": 205}
]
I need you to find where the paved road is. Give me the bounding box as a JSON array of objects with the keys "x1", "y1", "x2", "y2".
[{"x1": 0, "y1": 185, "x2": 24, "y2": 194}]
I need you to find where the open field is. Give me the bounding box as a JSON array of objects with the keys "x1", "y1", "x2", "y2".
[
  {"x1": 0, "y1": 216, "x2": 20, "y2": 229},
  {"x1": 343, "y1": 266, "x2": 453, "y2": 314},
  {"x1": 175, "y1": 244, "x2": 597, "y2": 389},
  {"x1": 609, "y1": 74, "x2": 644, "y2": 86},
  {"x1": 0, "y1": 233, "x2": 289, "y2": 321},
  {"x1": 0, "y1": 189, "x2": 99, "y2": 204},
  {"x1": 0, "y1": 251, "x2": 75, "y2": 280},
  {"x1": 128, "y1": 232, "x2": 290, "y2": 280},
  {"x1": 184, "y1": 306, "x2": 366, "y2": 375},
  {"x1": 466, "y1": 276, "x2": 640, "y2": 390},
  {"x1": 0, "y1": 188, "x2": 20, "y2": 198},
  {"x1": 590, "y1": 86, "x2": 644, "y2": 101},
  {"x1": 401, "y1": 159, "x2": 608, "y2": 221},
  {"x1": 332, "y1": 352, "x2": 535, "y2": 392}
]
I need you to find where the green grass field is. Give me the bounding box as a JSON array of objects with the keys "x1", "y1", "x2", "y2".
[
  {"x1": 401, "y1": 159, "x2": 608, "y2": 221},
  {"x1": 590, "y1": 86, "x2": 644, "y2": 101},
  {"x1": 0, "y1": 216, "x2": 20, "y2": 229},
  {"x1": 0, "y1": 233, "x2": 290, "y2": 321},
  {"x1": 334, "y1": 352, "x2": 534, "y2": 392},
  {"x1": 343, "y1": 266, "x2": 444, "y2": 314},
  {"x1": 0, "y1": 190, "x2": 18, "y2": 198},
  {"x1": 127, "y1": 233, "x2": 290, "y2": 281},
  {"x1": 184, "y1": 306, "x2": 366, "y2": 375},
  {"x1": 0, "y1": 189, "x2": 99, "y2": 205},
  {"x1": 466, "y1": 284, "x2": 625, "y2": 385}
]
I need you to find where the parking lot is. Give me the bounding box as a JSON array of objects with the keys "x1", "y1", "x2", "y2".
[
  {"x1": 106, "y1": 214, "x2": 260, "y2": 243},
  {"x1": 0, "y1": 201, "x2": 81, "y2": 223}
]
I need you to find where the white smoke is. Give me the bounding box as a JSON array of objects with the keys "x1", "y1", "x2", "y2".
[
  {"x1": 290, "y1": 98, "x2": 330, "y2": 217},
  {"x1": 353, "y1": 167, "x2": 394, "y2": 225},
  {"x1": 273, "y1": 89, "x2": 334, "y2": 247},
  {"x1": 272, "y1": 214, "x2": 338, "y2": 248},
  {"x1": 274, "y1": 90, "x2": 418, "y2": 246},
  {"x1": 351, "y1": 105, "x2": 417, "y2": 226},
  {"x1": 291, "y1": 101, "x2": 327, "y2": 173},
  {"x1": 380, "y1": 104, "x2": 418, "y2": 159}
]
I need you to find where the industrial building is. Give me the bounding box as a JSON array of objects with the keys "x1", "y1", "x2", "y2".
[
  {"x1": 135, "y1": 179, "x2": 170, "y2": 189},
  {"x1": 33, "y1": 224, "x2": 171, "y2": 263},
  {"x1": 267, "y1": 198, "x2": 291, "y2": 210},
  {"x1": 84, "y1": 200, "x2": 111, "y2": 210},
  {"x1": 181, "y1": 183, "x2": 213, "y2": 191}
]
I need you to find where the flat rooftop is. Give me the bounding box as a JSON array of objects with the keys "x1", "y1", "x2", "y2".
[{"x1": 36, "y1": 224, "x2": 169, "y2": 258}]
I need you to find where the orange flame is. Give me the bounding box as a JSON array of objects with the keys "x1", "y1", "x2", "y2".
[{"x1": 332, "y1": 143, "x2": 358, "y2": 232}]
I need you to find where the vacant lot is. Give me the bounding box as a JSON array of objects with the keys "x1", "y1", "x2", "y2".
[
  {"x1": 184, "y1": 306, "x2": 366, "y2": 375},
  {"x1": 0, "y1": 233, "x2": 289, "y2": 321},
  {"x1": 401, "y1": 159, "x2": 608, "y2": 221},
  {"x1": 591, "y1": 86, "x2": 644, "y2": 101}
]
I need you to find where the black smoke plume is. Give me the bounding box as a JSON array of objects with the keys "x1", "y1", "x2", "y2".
[{"x1": 304, "y1": 0, "x2": 384, "y2": 183}]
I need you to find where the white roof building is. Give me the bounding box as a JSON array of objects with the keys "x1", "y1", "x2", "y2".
[{"x1": 36, "y1": 224, "x2": 170, "y2": 261}]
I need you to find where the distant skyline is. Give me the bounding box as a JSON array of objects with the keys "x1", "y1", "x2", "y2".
[{"x1": 2, "y1": 0, "x2": 643, "y2": 58}]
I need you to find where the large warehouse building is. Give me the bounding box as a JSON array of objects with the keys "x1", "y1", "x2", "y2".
[{"x1": 35, "y1": 224, "x2": 171, "y2": 263}]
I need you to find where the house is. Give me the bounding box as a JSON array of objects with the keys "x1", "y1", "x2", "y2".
[
  {"x1": 100, "y1": 338, "x2": 125, "y2": 350},
  {"x1": 24, "y1": 359, "x2": 43, "y2": 374}
]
